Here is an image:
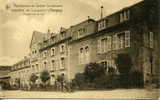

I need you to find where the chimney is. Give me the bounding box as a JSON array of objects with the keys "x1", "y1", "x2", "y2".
[
  {"x1": 24, "y1": 56, "x2": 27, "y2": 59},
  {"x1": 47, "y1": 29, "x2": 51, "y2": 34},
  {"x1": 88, "y1": 16, "x2": 90, "y2": 20},
  {"x1": 100, "y1": 6, "x2": 104, "y2": 19}
]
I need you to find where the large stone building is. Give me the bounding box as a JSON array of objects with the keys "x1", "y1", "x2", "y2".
[
  {"x1": 0, "y1": 66, "x2": 11, "y2": 85},
  {"x1": 10, "y1": 57, "x2": 30, "y2": 88},
  {"x1": 10, "y1": 0, "x2": 159, "y2": 87}
]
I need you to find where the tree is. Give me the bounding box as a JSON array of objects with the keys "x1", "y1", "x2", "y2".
[
  {"x1": 115, "y1": 54, "x2": 132, "y2": 74},
  {"x1": 84, "y1": 63, "x2": 105, "y2": 82},
  {"x1": 73, "y1": 73, "x2": 85, "y2": 89},
  {"x1": 30, "y1": 73, "x2": 38, "y2": 84},
  {"x1": 40, "y1": 70, "x2": 50, "y2": 85}
]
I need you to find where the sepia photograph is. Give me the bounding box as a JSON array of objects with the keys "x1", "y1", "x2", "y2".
[{"x1": 0, "y1": 0, "x2": 159, "y2": 99}]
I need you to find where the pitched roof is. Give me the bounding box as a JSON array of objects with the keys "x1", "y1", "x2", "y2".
[{"x1": 30, "y1": 31, "x2": 45, "y2": 48}]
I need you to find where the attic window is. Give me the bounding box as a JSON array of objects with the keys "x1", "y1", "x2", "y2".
[
  {"x1": 120, "y1": 10, "x2": 130, "y2": 23},
  {"x1": 98, "y1": 19, "x2": 106, "y2": 31},
  {"x1": 78, "y1": 28, "x2": 87, "y2": 38},
  {"x1": 61, "y1": 32, "x2": 65, "y2": 39}
]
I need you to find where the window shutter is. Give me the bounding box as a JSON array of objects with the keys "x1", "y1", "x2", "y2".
[
  {"x1": 60, "y1": 45, "x2": 62, "y2": 53},
  {"x1": 120, "y1": 13, "x2": 123, "y2": 22},
  {"x1": 113, "y1": 34, "x2": 117, "y2": 50},
  {"x1": 149, "y1": 32, "x2": 154, "y2": 48},
  {"x1": 125, "y1": 31, "x2": 131, "y2": 47},
  {"x1": 97, "y1": 39, "x2": 102, "y2": 54},
  {"x1": 107, "y1": 36, "x2": 112, "y2": 51}
]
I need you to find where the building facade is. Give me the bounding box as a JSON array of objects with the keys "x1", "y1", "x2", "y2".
[
  {"x1": 10, "y1": 57, "x2": 30, "y2": 88},
  {"x1": 0, "y1": 66, "x2": 11, "y2": 89},
  {"x1": 10, "y1": 0, "x2": 159, "y2": 87}
]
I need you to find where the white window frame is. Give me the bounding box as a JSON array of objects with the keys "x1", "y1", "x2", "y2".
[
  {"x1": 107, "y1": 36, "x2": 112, "y2": 51},
  {"x1": 51, "y1": 59, "x2": 55, "y2": 71},
  {"x1": 60, "y1": 44, "x2": 65, "y2": 53},
  {"x1": 51, "y1": 47, "x2": 55, "y2": 56},
  {"x1": 79, "y1": 48, "x2": 84, "y2": 64},
  {"x1": 125, "y1": 31, "x2": 131, "y2": 48},
  {"x1": 85, "y1": 46, "x2": 90, "y2": 63},
  {"x1": 120, "y1": 13, "x2": 123, "y2": 22},
  {"x1": 97, "y1": 38, "x2": 102, "y2": 54},
  {"x1": 149, "y1": 32, "x2": 154, "y2": 48},
  {"x1": 98, "y1": 20, "x2": 106, "y2": 31},
  {"x1": 43, "y1": 61, "x2": 47, "y2": 69},
  {"x1": 113, "y1": 34, "x2": 117, "y2": 50},
  {"x1": 60, "y1": 57, "x2": 65, "y2": 70}
]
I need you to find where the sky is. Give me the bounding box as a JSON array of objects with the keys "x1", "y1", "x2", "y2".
[{"x1": 0, "y1": 0, "x2": 143, "y2": 66}]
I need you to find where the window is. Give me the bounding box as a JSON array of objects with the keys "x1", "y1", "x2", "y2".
[
  {"x1": 43, "y1": 51, "x2": 47, "y2": 57},
  {"x1": 60, "y1": 57, "x2": 65, "y2": 70},
  {"x1": 60, "y1": 44, "x2": 65, "y2": 53},
  {"x1": 36, "y1": 64, "x2": 38, "y2": 72},
  {"x1": 125, "y1": 31, "x2": 131, "y2": 47},
  {"x1": 61, "y1": 32, "x2": 65, "y2": 39},
  {"x1": 120, "y1": 13, "x2": 123, "y2": 22},
  {"x1": 149, "y1": 32, "x2": 154, "y2": 48},
  {"x1": 118, "y1": 33, "x2": 125, "y2": 49},
  {"x1": 51, "y1": 60, "x2": 55, "y2": 71},
  {"x1": 126, "y1": 10, "x2": 130, "y2": 20},
  {"x1": 98, "y1": 20, "x2": 106, "y2": 31},
  {"x1": 85, "y1": 46, "x2": 90, "y2": 63},
  {"x1": 44, "y1": 61, "x2": 47, "y2": 68},
  {"x1": 120, "y1": 10, "x2": 130, "y2": 23},
  {"x1": 98, "y1": 36, "x2": 113, "y2": 54},
  {"x1": 107, "y1": 36, "x2": 112, "y2": 51},
  {"x1": 78, "y1": 28, "x2": 87, "y2": 38},
  {"x1": 79, "y1": 48, "x2": 84, "y2": 64},
  {"x1": 97, "y1": 39, "x2": 102, "y2": 53},
  {"x1": 113, "y1": 35, "x2": 117, "y2": 50},
  {"x1": 32, "y1": 65, "x2": 35, "y2": 72},
  {"x1": 101, "y1": 38, "x2": 106, "y2": 53},
  {"x1": 150, "y1": 56, "x2": 153, "y2": 74},
  {"x1": 51, "y1": 36, "x2": 55, "y2": 41},
  {"x1": 123, "y1": 12, "x2": 127, "y2": 21},
  {"x1": 51, "y1": 48, "x2": 55, "y2": 56}
]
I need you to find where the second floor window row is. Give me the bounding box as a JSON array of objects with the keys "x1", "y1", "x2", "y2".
[{"x1": 98, "y1": 31, "x2": 130, "y2": 54}]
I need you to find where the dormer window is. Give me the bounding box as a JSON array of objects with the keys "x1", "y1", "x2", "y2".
[
  {"x1": 61, "y1": 32, "x2": 65, "y2": 39},
  {"x1": 120, "y1": 10, "x2": 130, "y2": 23},
  {"x1": 78, "y1": 28, "x2": 87, "y2": 38},
  {"x1": 98, "y1": 19, "x2": 106, "y2": 31},
  {"x1": 51, "y1": 36, "x2": 55, "y2": 43}
]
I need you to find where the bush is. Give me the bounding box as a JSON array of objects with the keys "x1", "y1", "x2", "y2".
[
  {"x1": 84, "y1": 63, "x2": 105, "y2": 82},
  {"x1": 94, "y1": 74, "x2": 119, "y2": 89},
  {"x1": 115, "y1": 53, "x2": 132, "y2": 74},
  {"x1": 40, "y1": 70, "x2": 50, "y2": 85},
  {"x1": 73, "y1": 73, "x2": 86, "y2": 89},
  {"x1": 0, "y1": 81, "x2": 11, "y2": 90},
  {"x1": 72, "y1": 63, "x2": 120, "y2": 90},
  {"x1": 30, "y1": 73, "x2": 38, "y2": 85},
  {"x1": 130, "y1": 71, "x2": 144, "y2": 88}
]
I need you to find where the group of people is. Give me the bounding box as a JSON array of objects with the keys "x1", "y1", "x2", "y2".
[
  {"x1": 51, "y1": 74, "x2": 72, "y2": 92},
  {"x1": 9, "y1": 73, "x2": 74, "y2": 92}
]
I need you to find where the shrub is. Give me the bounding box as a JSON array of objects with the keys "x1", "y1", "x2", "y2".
[
  {"x1": 130, "y1": 71, "x2": 144, "y2": 88},
  {"x1": 73, "y1": 73, "x2": 86, "y2": 89},
  {"x1": 115, "y1": 53, "x2": 132, "y2": 74},
  {"x1": 40, "y1": 70, "x2": 50, "y2": 86},
  {"x1": 84, "y1": 63, "x2": 105, "y2": 82},
  {"x1": 30, "y1": 73, "x2": 38, "y2": 84}
]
